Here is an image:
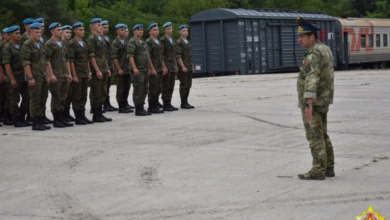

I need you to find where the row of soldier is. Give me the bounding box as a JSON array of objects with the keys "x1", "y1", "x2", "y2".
[{"x1": 0, "y1": 18, "x2": 195, "y2": 131}]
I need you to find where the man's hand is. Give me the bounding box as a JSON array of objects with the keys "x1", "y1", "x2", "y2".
[
  {"x1": 108, "y1": 69, "x2": 112, "y2": 77},
  {"x1": 134, "y1": 68, "x2": 139, "y2": 76},
  {"x1": 1, "y1": 75, "x2": 6, "y2": 82},
  {"x1": 305, "y1": 107, "x2": 313, "y2": 122},
  {"x1": 29, "y1": 78, "x2": 36, "y2": 87},
  {"x1": 50, "y1": 75, "x2": 58, "y2": 84},
  {"x1": 73, "y1": 75, "x2": 79, "y2": 83},
  {"x1": 11, "y1": 79, "x2": 17, "y2": 88},
  {"x1": 163, "y1": 66, "x2": 168, "y2": 75},
  {"x1": 68, "y1": 75, "x2": 72, "y2": 82},
  {"x1": 182, "y1": 66, "x2": 187, "y2": 73},
  {"x1": 151, "y1": 68, "x2": 157, "y2": 76},
  {"x1": 97, "y1": 71, "x2": 103, "y2": 79},
  {"x1": 87, "y1": 75, "x2": 92, "y2": 81},
  {"x1": 118, "y1": 69, "x2": 124, "y2": 76}
]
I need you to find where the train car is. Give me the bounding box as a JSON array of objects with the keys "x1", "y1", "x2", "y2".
[
  {"x1": 335, "y1": 18, "x2": 390, "y2": 69},
  {"x1": 189, "y1": 8, "x2": 337, "y2": 77}
]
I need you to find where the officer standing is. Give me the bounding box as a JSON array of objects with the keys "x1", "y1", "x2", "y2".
[
  {"x1": 46, "y1": 23, "x2": 73, "y2": 128},
  {"x1": 0, "y1": 28, "x2": 13, "y2": 125},
  {"x1": 102, "y1": 20, "x2": 117, "y2": 112},
  {"x1": 111, "y1": 24, "x2": 133, "y2": 114},
  {"x1": 160, "y1": 22, "x2": 178, "y2": 111},
  {"x1": 21, "y1": 23, "x2": 51, "y2": 131},
  {"x1": 2, "y1": 26, "x2": 32, "y2": 127},
  {"x1": 127, "y1": 24, "x2": 151, "y2": 116},
  {"x1": 68, "y1": 22, "x2": 93, "y2": 125},
  {"x1": 33, "y1": 18, "x2": 46, "y2": 43},
  {"x1": 146, "y1": 23, "x2": 164, "y2": 114},
  {"x1": 296, "y1": 17, "x2": 335, "y2": 180},
  {"x1": 20, "y1": 18, "x2": 34, "y2": 45},
  {"x1": 61, "y1": 25, "x2": 76, "y2": 123},
  {"x1": 176, "y1": 24, "x2": 194, "y2": 109},
  {"x1": 87, "y1": 18, "x2": 112, "y2": 122}
]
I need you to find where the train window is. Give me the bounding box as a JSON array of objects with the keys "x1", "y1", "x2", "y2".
[
  {"x1": 368, "y1": 34, "x2": 373, "y2": 47},
  {"x1": 361, "y1": 35, "x2": 366, "y2": 48},
  {"x1": 384, "y1": 34, "x2": 388, "y2": 47},
  {"x1": 376, "y1": 34, "x2": 381, "y2": 47}
]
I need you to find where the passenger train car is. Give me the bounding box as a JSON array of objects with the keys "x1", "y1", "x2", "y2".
[{"x1": 189, "y1": 9, "x2": 390, "y2": 76}]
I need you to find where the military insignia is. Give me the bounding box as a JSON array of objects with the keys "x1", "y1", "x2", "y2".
[
  {"x1": 25, "y1": 52, "x2": 31, "y2": 60},
  {"x1": 128, "y1": 47, "x2": 135, "y2": 54},
  {"x1": 355, "y1": 206, "x2": 386, "y2": 220},
  {"x1": 2, "y1": 55, "x2": 11, "y2": 61},
  {"x1": 298, "y1": 26, "x2": 304, "y2": 32},
  {"x1": 304, "y1": 61, "x2": 309, "y2": 66},
  {"x1": 304, "y1": 63, "x2": 311, "y2": 73}
]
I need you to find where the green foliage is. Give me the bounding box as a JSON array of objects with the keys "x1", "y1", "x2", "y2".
[{"x1": 1, "y1": 0, "x2": 390, "y2": 40}]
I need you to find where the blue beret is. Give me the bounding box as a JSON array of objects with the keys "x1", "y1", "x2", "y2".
[
  {"x1": 90, "y1": 18, "x2": 102, "y2": 24},
  {"x1": 163, "y1": 22, "x2": 172, "y2": 28},
  {"x1": 30, "y1": 23, "x2": 42, "y2": 29},
  {"x1": 33, "y1": 18, "x2": 44, "y2": 24},
  {"x1": 148, "y1": 23, "x2": 158, "y2": 31},
  {"x1": 178, "y1": 24, "x2": 188, "y2": 30},
  {"x1": 6, "y1": 26, "x2": 20, "y2": 33},
  {"x1": 48, "y1": 22, "x2": 62, "y2": 30},
  {"x1": 125, "y1": 25, "x2": 128, "y2": 29},
  {"x1": 72, "y1": 22, "x2": 83, "y2": 28},
  {"x1": 23, "y1": 18, "x2": 34, "y2": 25},
  {"x1": 62, "y1": 25, "x2": 72, "y2": 30},
  {"x1": 132, "y1": 24, "x2": 143, "y2": 31},
  {"x1": 102, "y1": 20, "x2": 109, "y2": 25},
  {"x1": 115, "y1": 23, "x2": 126, "y2": 29},
  {"x1": 2, "y1": 28, "x2": 8, "y2": 33}
]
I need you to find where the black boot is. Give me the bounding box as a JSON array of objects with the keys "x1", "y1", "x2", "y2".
[
  {"x1": 101, "y1": 105, "x2": 107, "y2": 113},
  {"x1": 13, "y1": 114, "x2": 27, "y2": 127},
  {"x1": 0, "y1": 109, "x2": 4, "y2": 122},
  {"x1": 156, "y1": 99, "x2": 164, "y2": 108},
  {"x1": 61, "y1": 111, "x2": 74, "y2": 127},
  {"x1": 39, "y1": 116, "x2": 51, "y2": 130},
  {"x1": 103, "y1": 98, "x2": 116, "y2": 112},
  {"x1": 43, "y1": 111, "x2": 53, "y2": 124},
  {"x1": 148, "y1": 101, "x2": 161, "y2": 114},
  {"x1": 32, "y1": 117, "x2": 46, "y2": 131},
  {"x1": 81, "y1": 110, "x2": 94, "y2": 124},
  {"x1": 20, "y1": 112, "x2": 33, "y2": 126},
  {"x1": 93, "y1": 108, "x2": 105, "y2": 123},
  {"x1": 169, "y1": 99, "x2": 179, "y2": 111},
  {"x1": 163, "y1": 99, "x2": 174, "y2": 112},
  {"x1": 125, "y1": 101, "x2": 135, "y2": 110},
  {"x1": 26, "y1": 111, "x2": 33, "y2": 123},
  {"x1": 74, "y1": 109, "x2": 87, "y2": 125},
  {"x1": 53, "y1": 112, "x2": 66, "y2": 128},
  {"x1": 185, "y1": 95, "x2": 195, "y2": 109},
  {"x1": 100, "y1": 107, "x2": 112, "y2": 122},
  {"x1": 180, "y1": 96, "x2": 192, "y2": 109},
  {"x1": 118, "y1": 102, "x2": 132, "y2": 113},
  {"x1": 3, "y1": 110, "x2": 14, "y2": 125},
  {"x1": 136, "y1": 105, "x2": 151, "y2": 116},
  {"x1": 64, "y1": 107, "x2": 75, "y2": 122}
]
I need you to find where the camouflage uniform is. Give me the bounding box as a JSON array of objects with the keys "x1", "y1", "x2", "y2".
[
  {"x1": 63, "y1": 40, "x2": 73, "y2": 120},
  {"x1": 0, "y1": 41, "x2": 11, "y2": 123},
  {"x1": 2, "y1": 42, "x2": 30, "y2": 118},
  {"x1": 20, "y1": 33, "x2": 30, "y2": 47},
  {"x1": 160, "y1": 35, "x2": 177, "y2": 101},
  {"x1": 146, "y1": 37, "x2": 163, "y2": 102},
  {"x1": 297, "y1": 41, "x2": 335, "y2": 177},
  {"x1": 176, "y1": 38, "x2": 193, "y2": 97},
  {"x1": 111, "y1": 38, "x2": 131, "y2": 106},
  {"x1": 127, "y1": 37, "x2": 150, "y2": 106},
  {"x1": 67, "y1": 38, "x2": 89, "y2": 111},
  {"x1": 86, "y1": 34, "x2": 109, "y2": 110},
  {"x1": 103, "y1": 35, "x2": 115, "y2": 110},
  {"x1": 46, "y1": 39, "x2": 70, "y2": 113},
  {"x1": 21, "y1": 39, "x2": 48, "y2": 119}
]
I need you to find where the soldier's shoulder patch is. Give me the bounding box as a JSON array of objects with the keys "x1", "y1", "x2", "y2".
[
  {"x1": 305, "y1": 62, "x2": 312, "y2": 73},
  {"x1": 128, "y1": 47, "x2": 135, "y2": 54}
]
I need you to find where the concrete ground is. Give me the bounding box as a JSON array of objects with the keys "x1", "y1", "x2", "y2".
[{"x1": 0, "y1": 70, "x2": 389, "y2": 220}]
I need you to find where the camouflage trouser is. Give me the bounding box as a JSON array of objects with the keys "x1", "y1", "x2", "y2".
[
  {"x1": 301, "y1": 106, "x2": 335, "y2": 175},
  {"x1": 71, "y1": 77, "x2": 88, "y2": 110},
  {"x1": 0, "y1": 83, "x2": 10, "y2": 111},
  {"x1": 162, "y1": 71, "x2": 176, "y2": 100},
  {"x1": 116, "y1": 74, "x2": 131, "y2": 103},
  {"x1": 49, "y1": 78, "x2": 69, "y2": 113},
  {"x1": 177, "y1": 71, "x2": 192, "y2": 97},
  {"x1": 9, "y1": 81, "x2": 30, "y2": 115},
  {"x1": 64, "y1": 87, "x2": 72, "y2": 109},
  {"x1": 148, "y1": 71, "x2": 163, "y2": 101},
  {"x1": 131, "y1": 71, "x2": 148, "y2": 106},
  {"x1": 89, "y1": 73, "x2": 108, "y2": 108},
  {"x1": 29, "y1": 81, "x2": 48, "y2": 118}
]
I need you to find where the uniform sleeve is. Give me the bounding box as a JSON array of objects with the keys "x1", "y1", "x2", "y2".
[
  {"x1": 86, "y1": 37, "x2": 96, "y2": 58},
  {"x1": 67, "y1": 41, "x2": 75, "y2": 62},
  {"x1": 21, "y1": 43, "x2": 32, "y2": 66},
  {"x1": 147, "y1": 41, "x2": 152, "y2": 55},
  {"x1": 175, "y1": 41, "x2": 182, "y2": 58},
  {"x1": 45, "y1": 42, "x2": 53, "y2": 62},
  {"x1": 126, "y1": 40, "x2": 136, "y2": 58},
  {"x1": 111, "y1": 41, "x2": 120, "y2": 59},
  {"x1": 304, "y1": 50, "x2": 322, "y2": 99},
  {"x1": 2, "y1": 46, "x2": 12, "y2": 64}
]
